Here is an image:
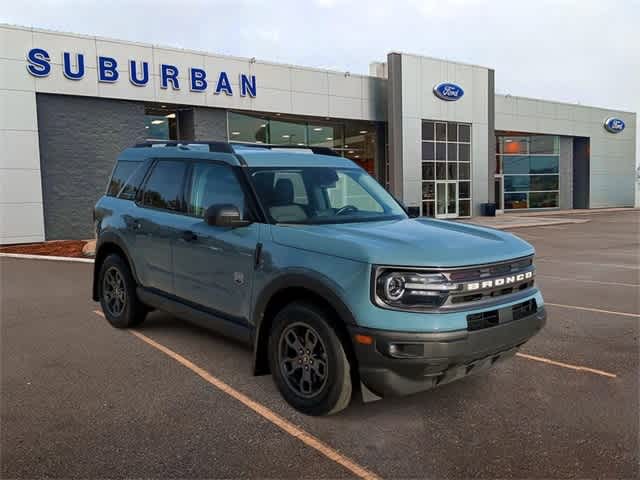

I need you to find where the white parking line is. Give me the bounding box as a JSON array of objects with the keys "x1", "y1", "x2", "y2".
[
  {"x1": 545, "y1": 302, "x2": 640, "y2": 318},
  {"x1": 537, "y1": 275, "x2": 639, "y2": 288}
]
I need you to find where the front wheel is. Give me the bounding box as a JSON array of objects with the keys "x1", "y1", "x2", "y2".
[
  {"x1": 99, "y1": 254, "x2": 146, "y2": 328},
  {"x1": 268, "y1": 302, "x2": 352, "y2": 416}
]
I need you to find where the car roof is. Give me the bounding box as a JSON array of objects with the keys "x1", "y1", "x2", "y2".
[{"x1": 117, "y1": 142, "x2": 360, "y2": 169}]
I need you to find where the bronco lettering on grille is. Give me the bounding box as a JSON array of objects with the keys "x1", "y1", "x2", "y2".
[{"x1": 465, "y1": 271, "x2": 533, "y2": 291}]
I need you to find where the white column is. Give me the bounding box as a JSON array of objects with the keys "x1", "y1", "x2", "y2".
[{"x1": 0, "y1": 25, "x2": 45, "y2": 244}]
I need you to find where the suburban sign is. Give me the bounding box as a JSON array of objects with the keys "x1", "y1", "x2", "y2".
[
  {"x1": 25, "y1": 47, "x2": 257, "y2": 97},
  {"x1": 433, "y1": 82, "x2": 464, "y2": 101},
  {"x1": 604, "y1": 117, "x2": 625, "y2": 134}
]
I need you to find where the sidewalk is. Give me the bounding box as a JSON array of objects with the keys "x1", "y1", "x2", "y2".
[
  {"x1": 457, "y1": 215, "x2": 590, "y2": 229},
  {"x1": 458, "y1": 207, "x2": 639, "y2": 230}
]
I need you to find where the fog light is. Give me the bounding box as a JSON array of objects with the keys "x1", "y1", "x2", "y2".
[{"x1": 387, "y1": 343, "x2": 425, "y2": 358}]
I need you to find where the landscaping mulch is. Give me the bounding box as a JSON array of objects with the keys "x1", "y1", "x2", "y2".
[{"x1": 0, "y1": 240, "x2": 89, "y2": 258}]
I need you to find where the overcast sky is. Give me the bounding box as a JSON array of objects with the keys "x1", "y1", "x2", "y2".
[{"x1": 3, "y1": 0, "x2": 639, "y2": 159}]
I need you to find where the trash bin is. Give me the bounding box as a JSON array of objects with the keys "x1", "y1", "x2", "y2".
[{"x1": 480, "y1": 203, "x2": 497, "y2": 217}]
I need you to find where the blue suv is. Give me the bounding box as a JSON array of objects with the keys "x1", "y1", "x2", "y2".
[{"x1": 93, "y1": 141, "x2": 546, "y2": 415}]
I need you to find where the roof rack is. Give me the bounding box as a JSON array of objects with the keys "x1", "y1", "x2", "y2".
[
  {"x1": 230, "y1": 142, "x2": 341, "y2": 157},
  {"x1": 134, "y1": 141, "x2": 235, "y2": 154}
]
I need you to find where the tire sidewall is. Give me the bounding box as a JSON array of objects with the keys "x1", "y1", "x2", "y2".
[
  {"x1": 99, "y1": 254, "x2": 139, "y2": 328},
  {"x1": 268, "y1": 302, "x2": 350, "y2": 416}
]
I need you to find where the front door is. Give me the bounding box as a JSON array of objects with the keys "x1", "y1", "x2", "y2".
[
  {"x1": 435, "y1": 181, "x2": 458, "y2": 218},
  {"x1": 171, "y1": 160, "x2": 259, "y2": 326}
]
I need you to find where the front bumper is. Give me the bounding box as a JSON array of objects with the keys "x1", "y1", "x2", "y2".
[{"x1": 349, "y1": 306, "x2": 546, "y2": 397}]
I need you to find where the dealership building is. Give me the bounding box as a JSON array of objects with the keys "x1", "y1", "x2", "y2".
[{"x1": 1, "y1": 24, "x2": 637, "y2": 244}]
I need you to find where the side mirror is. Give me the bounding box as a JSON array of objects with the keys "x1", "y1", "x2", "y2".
[{"x1": 204, "y1": 204, "x2": 251, "y2": 228}]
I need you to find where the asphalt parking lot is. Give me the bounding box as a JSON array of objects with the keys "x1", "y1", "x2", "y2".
[{"x1": 1, "y1": 210, "x2": 638, "y2": 479}]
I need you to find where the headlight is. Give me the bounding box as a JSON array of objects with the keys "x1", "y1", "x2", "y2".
[{"x1": 374, "y1": 268, "x2": 459, "y2": 310}]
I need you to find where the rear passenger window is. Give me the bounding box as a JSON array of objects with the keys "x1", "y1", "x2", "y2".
[
  {"x1": 142, "y1": 160, "x2": 186, "y2": 211},
  {"x1": 186, "y1": 162, "x2": 246, "y2": 218},
  {"x1": 107, "y1": 161, "x2": 141, "y2": 197}
]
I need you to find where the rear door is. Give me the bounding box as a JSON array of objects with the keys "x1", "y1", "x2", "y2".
[
  {"x1": 132, "y1": 159, "x2": 188, "y2": 294},
  {"x1": 171, "y1": 160, "x2": 260, "y2": 326}
]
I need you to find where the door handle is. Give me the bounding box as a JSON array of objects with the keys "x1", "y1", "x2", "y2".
[{"x1": 182, "y1": 230, "x2": 198, "y2": 242}]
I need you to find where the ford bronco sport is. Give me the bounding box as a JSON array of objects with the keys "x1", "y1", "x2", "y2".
[{"x1": 93, "y1": 141, "x2": 546, "y2": 415}]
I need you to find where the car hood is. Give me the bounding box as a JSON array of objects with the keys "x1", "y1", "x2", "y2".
[{"x1": 270, "y1": 218, "x2": 534, "y2": 267}]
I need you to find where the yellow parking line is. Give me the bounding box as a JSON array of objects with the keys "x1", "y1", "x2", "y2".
[
  {"x1": 545, "y1": 302, "x2": 640, "y2": 318},
  {"x1": 93, "y1": 310, "x2": 380, "y2": 480},
  {"x1": 516, "y1": 352, "x2": 617, "y2": 378}
]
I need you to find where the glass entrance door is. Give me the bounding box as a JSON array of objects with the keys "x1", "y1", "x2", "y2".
[{"x1": 436, "y1": 181, "x2": 458, "y2": 218}]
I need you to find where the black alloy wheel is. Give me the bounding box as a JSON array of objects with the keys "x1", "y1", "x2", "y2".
[{"x1": 278, "y1": 322, "x2": 329, "y2": 399}]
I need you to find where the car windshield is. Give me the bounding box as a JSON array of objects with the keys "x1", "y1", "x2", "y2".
[{"x1": 248, "y1": 166, "x2": 407, "y2": 224}]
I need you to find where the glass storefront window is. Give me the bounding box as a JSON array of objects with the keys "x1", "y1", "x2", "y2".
[
  {"x1": 228, "y1": 112, "x2": 268, "y2": 143},
  {"x1": 458, "y1": 124, "x2": 471, "y2": 143},
  {"x1": 422, "y1": 122, "x2": 435, "y2": 141},
  {"x1": 530, "y1": 135, "x2": 559, "y2": 154},
  {"x1": 503, "y1": 156, "x2": 530, "y2": 175},
  {"x1": 144, "y1": 115, "x2": 170, "y2": 139},
  {"x1": 504, "y1": 175, "x2": 530, "y2": 192},
  {"x1": 458, "y1": 144, "x2": 470, "y2": 161},
  {"x1": 504, "y1": 193, "x2": 528, "y2": 209},
  {"x1": 308, "y1": 124, "x2": 343, "y2": 148},
  {"x1": 144, "y1": 106, "x2": 178, "y2": 140},
  {"x1": 422, "y1": 162, "x2": 435, "y2": 180},
  {"x1": 499, "y1": 136, "x2": 529, "y2": 154},
  {"x1": 421, "y1": 120, "x2": 472, "y2": 218},
  {"x1": 530, "y1": 192, "x2": 559, "y2": 208},
  {"x1": 459, "y1": 163, "x2": 470, "y2": 180},
  {"x1": 530, "y1": 156, "x2": 559, "y2": 174},
  {"x1": 422, "y1": 142, "x2": 435, "y2": 160},
  {"x1": 270, "y1": 119, "x2": 307, "y2": 145},
  {"x1": 497, "y1": 134, "x2": 560, "y2": 210},
  {"x1": 227, "y1": 111, "x2": 378, "y2": 177}
]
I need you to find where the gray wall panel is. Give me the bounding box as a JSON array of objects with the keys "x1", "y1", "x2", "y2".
[
  {"x1": 386, "y1": 53, "x2": 404, "y2": 198},
  {"x1": 559, "y1": 137, "x2": 573, "y2": 209},
  {"x1": 487, "y1": 69, "x2": 496, "y2": 203},
  {"x1": 36, "y1": 94, "x2": 146, "y2": 240},
  {"x1": 193, "y1": 108, "x2": 227, "y2": 141}
]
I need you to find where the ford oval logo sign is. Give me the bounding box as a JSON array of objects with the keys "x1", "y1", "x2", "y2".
[
  {"x1": 433, "y1": 82, "x2": 464, "y2": 101},
  {"x1": 604, "y1": 117, "x2": 625, "y2": 134}
]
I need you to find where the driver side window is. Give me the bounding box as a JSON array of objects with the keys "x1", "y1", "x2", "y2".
[
  {"x1": 186, "y1": 162, "x2": 247, "y2": 218},
  {"x1": 326, "y1": 172, "x2": 383, "y2": 212}
]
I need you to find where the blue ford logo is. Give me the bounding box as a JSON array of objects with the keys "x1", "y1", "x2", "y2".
[
  {"x1": 433, "y1": 82, "x2": 464, "y2": 101},
  {"x1": 604, "y1": 117, "x2": 625, "y2": 134}
]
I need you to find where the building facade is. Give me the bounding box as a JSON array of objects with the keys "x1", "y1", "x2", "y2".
[{"x1": 0, "y1": 24, "x2": 636, "y2": 243}]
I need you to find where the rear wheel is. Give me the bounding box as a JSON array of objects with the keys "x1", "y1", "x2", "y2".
[
  {"x1": 268, "y1": 302, "x2": 352, "y2": 416},
  {"x1": 99, "y1": 254, "x2": 146, "y2": 328}
]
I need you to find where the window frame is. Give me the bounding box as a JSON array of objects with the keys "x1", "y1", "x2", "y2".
[{"x1": 136, "y1": 158, "x2": 190, "y2": 214}]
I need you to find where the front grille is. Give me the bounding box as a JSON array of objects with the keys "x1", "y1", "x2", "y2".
[
  {"x1": 467, "y1": 298, "x2": 538, "y2": 331},
  {"x1": 443, "y1": 256, "x2": 536, "y2": 308}
]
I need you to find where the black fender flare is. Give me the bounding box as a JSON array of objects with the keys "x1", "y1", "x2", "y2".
[
  {"x1": 251, "y1": 270, "x2": 358, "y2": 374},
  {"x1": 92, "y1": 231, "x2": 139, "y2": 300}
]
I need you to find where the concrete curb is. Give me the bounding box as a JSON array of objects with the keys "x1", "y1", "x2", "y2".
[{"x1": 0, "y1": 253, "x2": 94, "y2": 263}]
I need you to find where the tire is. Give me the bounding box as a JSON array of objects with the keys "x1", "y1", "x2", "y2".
[
  {"x1": 98, "y1": 254, "x2": 146, "y2": 328},
  {"x1": 268, "y1": 302, "x2": 352, "y2": 416}
]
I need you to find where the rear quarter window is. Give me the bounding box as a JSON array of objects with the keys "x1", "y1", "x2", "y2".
[{"x1": 106, "y1": 161, "x2": 142, "y2": 197}]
